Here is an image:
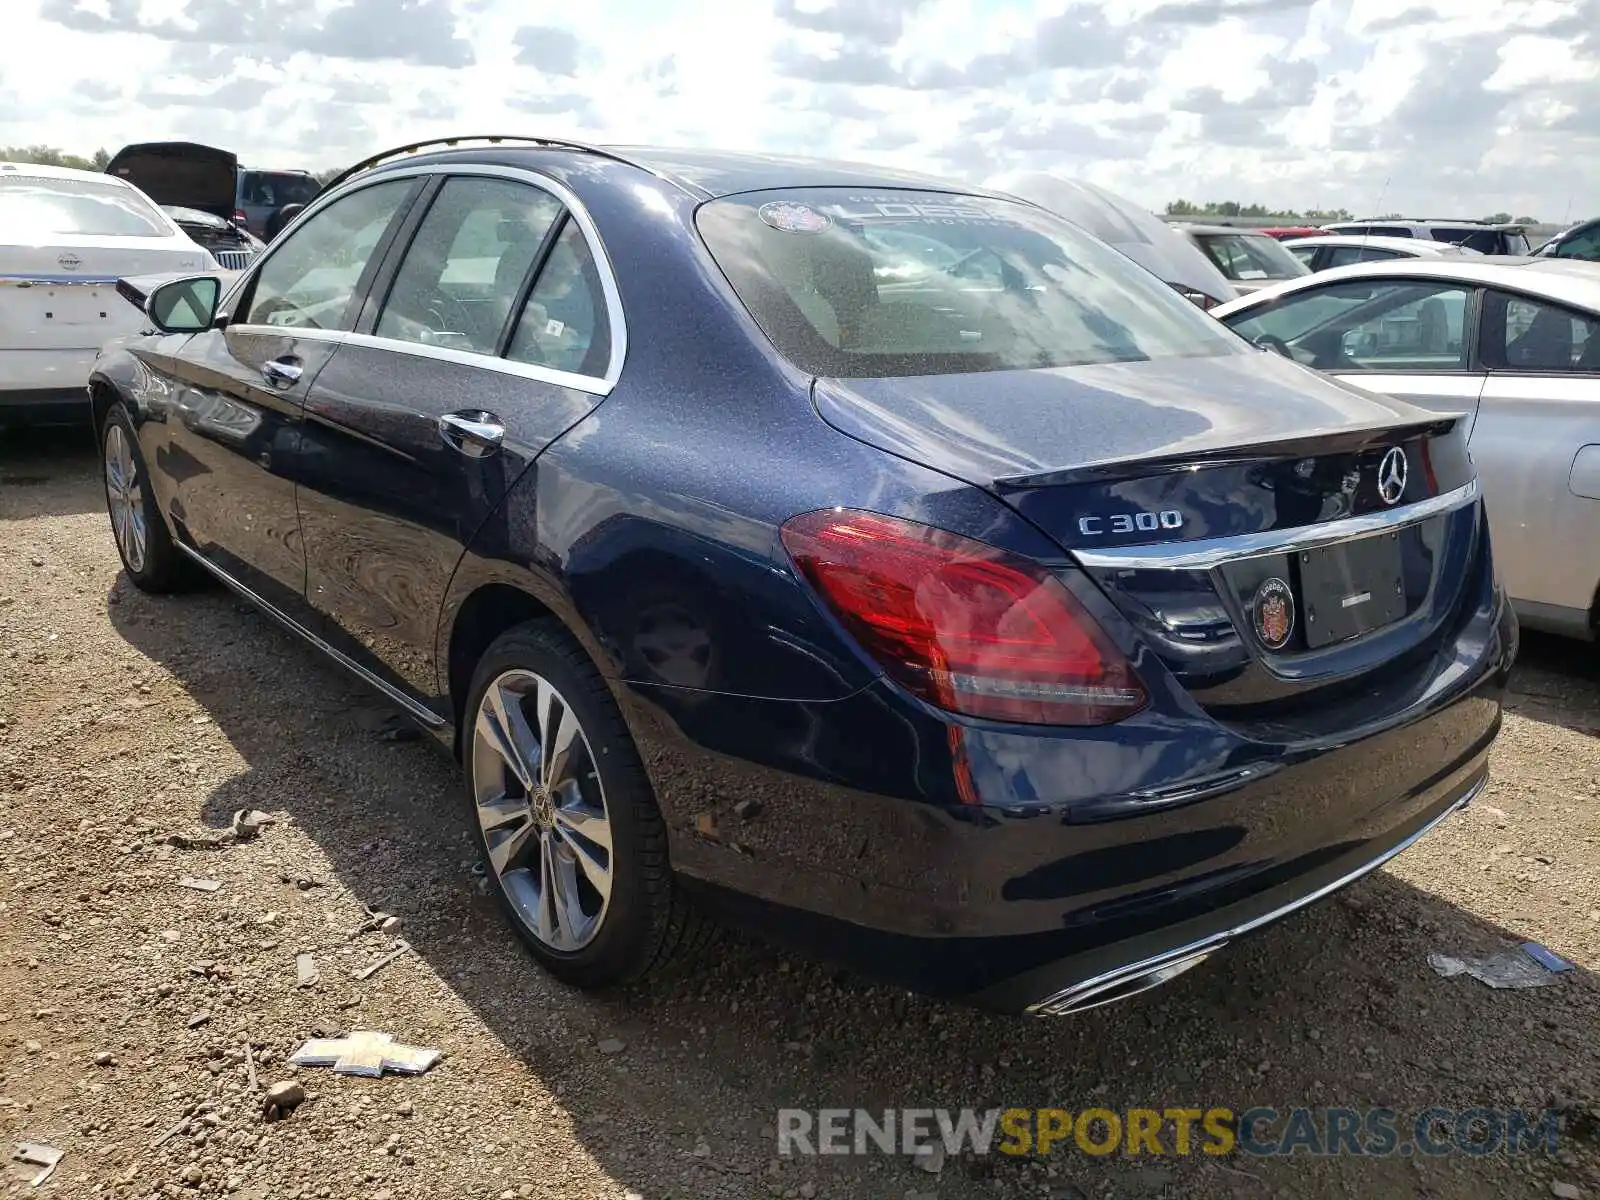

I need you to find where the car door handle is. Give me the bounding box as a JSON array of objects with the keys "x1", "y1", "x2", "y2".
[
  {"x1": 261, "y1": 357, "x2": 303, "y2": 388},
  {"x1": 438, "y1": 411, "x2": 505, "y2": 457}
]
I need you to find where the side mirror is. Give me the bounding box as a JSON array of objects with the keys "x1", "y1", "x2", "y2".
[{"x1": 146, "y1": 275, "x2": 222, "y2": 334}]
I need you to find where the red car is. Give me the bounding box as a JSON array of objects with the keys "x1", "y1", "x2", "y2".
[{"x1": 1259, "y1": 226, "x2": 1324, "y2": 241}]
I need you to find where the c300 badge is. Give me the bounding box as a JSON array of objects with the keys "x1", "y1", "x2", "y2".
[{"x1": 1252, "y1": 577, "x2": 1295, "y2": 650}]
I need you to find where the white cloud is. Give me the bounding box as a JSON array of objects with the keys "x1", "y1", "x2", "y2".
[{"x1": 3, "y1": 0, "x2": 1597, "y2": 221}]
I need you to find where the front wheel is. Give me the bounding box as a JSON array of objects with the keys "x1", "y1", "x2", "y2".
[
  {"x1": 101, "y1": 404, "x2": 199, "y2": 593},
  {"x1": 463, "y1": 619, "x2": 711, "y2": 988}
]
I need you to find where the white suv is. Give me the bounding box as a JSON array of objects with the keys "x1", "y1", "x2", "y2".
[{"x1": 1319, "y1": 220, "x2": 1531, "y2": 256}]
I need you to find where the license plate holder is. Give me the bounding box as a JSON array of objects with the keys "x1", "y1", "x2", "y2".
[{"x1": 1300, "y1": 532, "x2": 1406, "y2": 648}]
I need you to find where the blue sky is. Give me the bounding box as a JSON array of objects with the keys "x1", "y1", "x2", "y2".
[{"x1": 3, "y1": 0, "x2": 1596, "y2": 221}]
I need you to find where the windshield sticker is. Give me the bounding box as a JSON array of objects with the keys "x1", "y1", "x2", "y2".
[
  {"x1": 758, "y1": 202, "x2": 832, "y2": 234},
  {"x1": 821, "y1": 195, "x2": 1019, "y2": 227}
]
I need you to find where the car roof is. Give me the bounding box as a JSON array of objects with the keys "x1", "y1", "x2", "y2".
[
  {"x1": 1172, "y1": 223, "x2": 1277, "y2": 237},
  {"x1": 1281, "y1": 235, "x2": 1461, "y2": 254},
  {"x1": 355, "y1": 139, "x2": 1004, "y2": 202},
  {"x1": 1328, "y1": 218, "x2": 1525, "y2": 231},
  {"x1": 0, "y1": 160, "x2": 135, "y2": 186},
  {"x1": 1212, "y1": 255, "x2": 1600, "y2": 317}
]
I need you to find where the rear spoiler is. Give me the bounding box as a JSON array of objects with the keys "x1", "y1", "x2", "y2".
[{"x1": 992, "y1": 417, "x2": 1461, "y2": 490}]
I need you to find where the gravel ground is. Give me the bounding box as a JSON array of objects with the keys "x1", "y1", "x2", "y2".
[{"x1": 2, "y1": 426, "x2": 1598, "y2": 1200}]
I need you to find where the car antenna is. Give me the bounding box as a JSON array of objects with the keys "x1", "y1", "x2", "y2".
[{"x1": 1362, "y1": 175, "x2": 1390, "y2": 252}]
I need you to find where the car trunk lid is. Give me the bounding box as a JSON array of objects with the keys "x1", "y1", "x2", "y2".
[
  {"x1": 0, "y1": 243, "x2": 210, "y2": 351},
  {"x1": 813, "y1": 353, "x2": 1484, "y2": 729}
]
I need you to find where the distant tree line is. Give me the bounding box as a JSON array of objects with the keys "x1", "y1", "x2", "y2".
[
  {"x1": 3, "y1": 144, "x2": 111, "y2": 172},
  {"x1": 1168, "y1": 199, "x2": 1542, "y2": 224}
]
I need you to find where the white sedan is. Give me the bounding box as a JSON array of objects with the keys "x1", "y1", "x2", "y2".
[
  {"x1": 1213, "y1": 256, "x2": 1600, "y2": 641},
  {"x1": 1, "y1": 161, "x2": 217, "y2": 426},
  {"x1": 1282, "y1": 234, "x2": 1478, "y2": 274}
]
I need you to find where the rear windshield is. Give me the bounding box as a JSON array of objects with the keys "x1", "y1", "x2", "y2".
[
  {"x1": 1431, "y1": 227, "x2": 1525, "y2": 254},
  {"x1": 0, "y1": 175, "x2": 169, "y2": 238},
  {"x1": 696, "y1": 187, "x2": 1239, "y2": 378},
  {"x1": 243, "y1": 172, "x2": 321, "y2": 206},
  {"x1": 1191, "y1": 232, "x2": 1308, "y2": 282}
]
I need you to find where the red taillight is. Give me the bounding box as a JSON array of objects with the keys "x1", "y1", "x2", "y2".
[
  {"x1": 233, "y1": 210, "x2": 248, "y2": 227},
  {"x1": 780, "y1": 510, "x2": 1148, "y2": 726}
]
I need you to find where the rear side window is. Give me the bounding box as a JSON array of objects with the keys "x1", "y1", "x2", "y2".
[
  {"x1": 505, "y1": 220, "x2": 612, "y2": 378},
  {"x1": 695, "y1": 187, "x2": 1239, "y2": 378},
  {"x1": 1483, "y1": 292, "x2": 1600, "y2": 372},
  {"x1": 1340, "y1": 225, "x2": 1410, "y2": 239},
  {"x1": 0, "y1": 175, "x2": 169, "y2": 237},
  {"x1": 242, "y1": 171, "x2": 320, "y2": 207},
  {"x1": 376, "y1": 177, "x2": 563, "y2": 355}
]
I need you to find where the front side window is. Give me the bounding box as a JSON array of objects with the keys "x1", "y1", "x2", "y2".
[
  {"x1": 240, "y1": 180, "x2": 413, "y2": 330},
  {"x1": 376, "y1": 177, "x2": 563, "y2": 355},
  {"x1": 1193, "y1": 232, "x2": 1309, "y2": 282},
  {"x1": 1288, "y1": 244, "x2": 1318, "y2": 267},
  {"x1": 505, "y1": 220, "x2": 612, "y2": 377},
  {"x1": 696, "y1": 187, "x2": 1241, "y2": 378},
  {"x1": 1224, "y1": 280, "x2": 1473, "y2": 372},
  {"x1": 1324, "y1": 245, "x2": 1402, "y2": 268},
  {"x1": 0, "y1": 175, "x2": 170, "y2": 237},
  {"x1": 1484, "y1": 292, "x2": 1600, "y2": 373}
]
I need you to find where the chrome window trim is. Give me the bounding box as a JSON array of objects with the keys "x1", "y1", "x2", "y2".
[
  {"x1": 217, "y1": 163, "x2": 627, "y2": 397},
  {"x1": 1071, "y1": 477, "x2": 1481, "y2": 571}
]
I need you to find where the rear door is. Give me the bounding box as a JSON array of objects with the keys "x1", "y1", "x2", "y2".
[
  {"x1": 294, "y1": 168, "x2": 620, "y2": 710},
  {"x1": 152, "y1": 176, "x2": 420, "y2": 620},
  {"x1": 1222, "y1": 276, "x2": 1487, "y2": 428},
  {"x1": 1470, "y1": 289, "x2": 1600, "y2": 625}
]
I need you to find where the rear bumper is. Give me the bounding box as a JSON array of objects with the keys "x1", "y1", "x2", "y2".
[
  {"x1": 622, "y1": 565, "x2": 1514, "y2": 1013},
  {"x1": 0, "y1": 386, "x2": 93, "y2": 427},
  {"x1": 1, "y1": 347, "x2": 101, "y2": 394},
  {"x1": 1006, "y1": 757, "x2": 1488, "y2": 1014}
]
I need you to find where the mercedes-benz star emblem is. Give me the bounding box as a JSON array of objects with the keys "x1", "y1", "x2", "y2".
[
  {"x1": 57, "y1": 253, "x2": 81, "y2": 270},
  {"x1": 1376, "y1": 446, "x2": 1408, "y2": 506}
]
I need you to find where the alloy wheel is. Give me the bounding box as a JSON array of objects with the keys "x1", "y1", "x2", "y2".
[
  {"x1": 104, "y1": 423, "x2": 147, "y2": 573},
  {"x1": 470, "y1": 669, "x2": 614, "y2": 952}
]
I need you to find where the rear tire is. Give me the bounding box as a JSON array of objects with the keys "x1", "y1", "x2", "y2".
[
  {"x1": 463, "y1": 618, "x2": 712, "y2": 989},
  {"x1": 100, "y1": 403, "x2": 200, "y2": 593}
]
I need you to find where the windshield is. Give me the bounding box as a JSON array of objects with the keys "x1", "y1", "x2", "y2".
[
  {"x1": 1431, "y1": 226, "x2": 1526, "y2": 255},
  {"x1": 0, "y1": 175, "x2": 169, "y2": 237},
  {"x1": 1191, "y1": 232, "x2": 1309, "y2": 282},
  {"x1": 696, "y1": 187, "x2": 1241, "y2": 378}
]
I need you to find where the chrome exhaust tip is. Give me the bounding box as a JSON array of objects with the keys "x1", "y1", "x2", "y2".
[{"x1": 1026, "y1": 946, "x2": 1219, "y2": 1016}]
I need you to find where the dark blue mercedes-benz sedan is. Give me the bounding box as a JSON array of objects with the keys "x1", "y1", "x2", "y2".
[{"x1": 91, "y1": 136, "x2": 1515, "y2": 1015}]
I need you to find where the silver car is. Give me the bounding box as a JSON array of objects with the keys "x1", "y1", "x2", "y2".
[
  {"x1": 1174, "y1": 223, "x2": 1311, "y2": 293},
  {"x1": 1213, "y1": 256, "x2": 1600, "y2": 639}
]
